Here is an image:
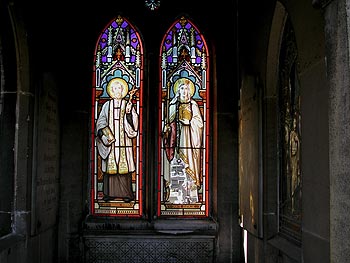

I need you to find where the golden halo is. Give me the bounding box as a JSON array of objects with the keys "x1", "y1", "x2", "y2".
[
  {"x1": 173, "y1": 78, "x2": 195, "y2": 97},
  {"x1": 106, "y1": 78, "x2": 128, "y2": 98}
]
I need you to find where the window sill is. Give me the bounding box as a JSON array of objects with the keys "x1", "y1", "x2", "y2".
[
  {"x1": 0, "y1": 233, "x2": 25, "y2": 252},
  {"x1": 154, "y1": 219, "x2": 217, "y2": 233},
  {"x1": 83, "y1": 215, "x2": 218, "y2": 235},
  {"x1": 268, "y1": 235, "x2": 302, "y2": 262}
]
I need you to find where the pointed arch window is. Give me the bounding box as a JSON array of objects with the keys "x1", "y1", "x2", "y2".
[
  {"x1": 89, "y1": 15, "x2": 211, "y2": 219},
  {"x1": 90, "y1": 15, "x2": 144, "y2": 217},
  {"x1": 158, "y1": 16, "x2": 210, "y2": 217},
  {"x1": 278, "y1": 17, "x2": 302, "y2": 244}
]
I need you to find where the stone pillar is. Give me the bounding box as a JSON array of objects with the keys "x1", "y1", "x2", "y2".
[{"x1": 323, "y1": 0, "x2": 350, "y2": 261}]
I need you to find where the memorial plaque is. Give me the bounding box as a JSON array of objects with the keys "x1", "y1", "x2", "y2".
[
  {"x1": 238, "y1": 75, "x2": 263, "y2": 238},
  {"x1": 32, "y1": 73, "x2": 59, "y2": 234}
]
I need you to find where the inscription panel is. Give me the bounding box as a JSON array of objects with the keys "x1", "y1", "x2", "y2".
[
  {"x1": 238, "y1": 75, "x2": 263, "y2": 238},
  {"x1": 32, "y1": 74, "x2": 59, "y2": 233}
]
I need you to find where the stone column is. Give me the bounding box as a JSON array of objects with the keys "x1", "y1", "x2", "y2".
[{"x1": 323, "y1": 0, "x2": 350, "y2": 261}]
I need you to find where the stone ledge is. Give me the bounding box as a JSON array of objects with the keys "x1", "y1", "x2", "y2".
[
  {"x1": 83, "y1": 216, "x2": 218, "y2": 235},
  {"x1": 0, "y1": 233, "x2": 25, "y2": 252},
  {"x1": 268, "y1": 235, "x2": 301, "y2": 262}
]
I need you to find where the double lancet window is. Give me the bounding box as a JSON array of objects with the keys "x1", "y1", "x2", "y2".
[{"x1": 90, "y1": 15, "x2": 210, "y2": 218}]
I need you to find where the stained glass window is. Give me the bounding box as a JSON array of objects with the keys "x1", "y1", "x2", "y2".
[
  {"x1": 91, "y1": 15, "x2": 144, "y2": 217},
  {"x1": 158, "y1": 16, "x2": 210, "y2": 217},
  {"x1": 145, "y1": 0, "x2": 160, "y2": 10},
  {"x1": 278, "y1": 17, "x2": 302, "y2": 244}
]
